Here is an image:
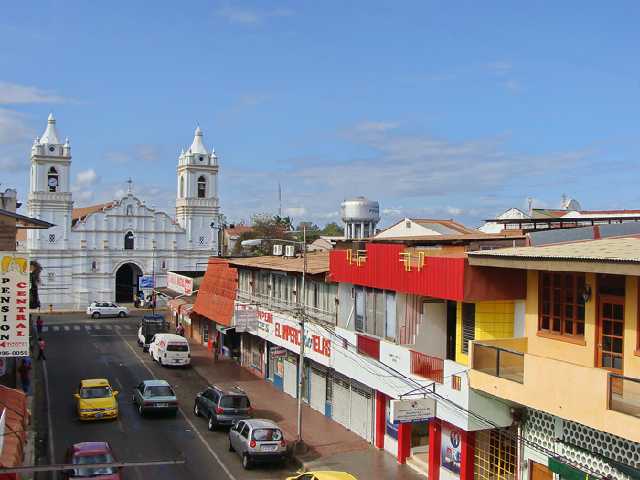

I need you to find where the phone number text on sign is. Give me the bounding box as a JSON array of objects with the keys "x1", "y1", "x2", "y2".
[{"x1": 0, "y1": 254, "x2": 30, "y2": 357}]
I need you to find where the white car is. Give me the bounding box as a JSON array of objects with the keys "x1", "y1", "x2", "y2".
[{"x1": 86, "y1": 302, "x2": 129, "y2": 318}]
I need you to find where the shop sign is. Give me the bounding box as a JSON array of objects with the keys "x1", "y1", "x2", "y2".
[
  {"x1": 235, "y1": 307, "x2": 257, "y2": 333},
  {"x1": 256, "y1": 310, "x2": 332, "y2": 367},
  {"x1": 271, "y1": 347, "x2": 287, "y2": 357},
  {"x1": 167, "y1": 272, "x2": 193, "y2": 296},
  {"x1": 441, "y1": 423, "x2": 462, "y2": 478},
  {"x1": 389, "y1": 397, "x2": 435, "y2": 424},
  {"x1": 0, "y1": 254, "x2": 30, "y2": 357}
]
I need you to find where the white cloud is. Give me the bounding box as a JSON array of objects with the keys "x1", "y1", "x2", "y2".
[
  {"x1": 0, "y1": 108, "x2": 33, "y2": 145},
  {"x1": 486, "y1": 61, "x2": 512, "y2": 76},
  {"x1": 0, "y1": 82, "x2": 66, "y2": 105},
  {"x1": 502, "y1": 80, "x2": 523, "y2": 93},
  {"x1": 75, "y1": 169, "x2": 98, "y2": 188},
  {"x1": 284, "y1": 207, "x2": 306, "y2": 217},
  {"x1": 105, "y1": 144, "x2": 161, "y2": 164},
  {"x1": 217, "y1": 6, "x2": 293, "y2": 25},
  {"x1": 446, "y1": 206, "x2": 464, "y2": 216}
]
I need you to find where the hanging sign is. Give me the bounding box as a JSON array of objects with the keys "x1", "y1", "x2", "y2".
[
  {"x1": 0, "y1": 254, "x2": 30, "y2": 357},
  {"x1": 389, "y1": 397, "x2": 436, "y2": 423},
  {"x1": 138, "y1": 275, "x2": 154, "y2": 289}
]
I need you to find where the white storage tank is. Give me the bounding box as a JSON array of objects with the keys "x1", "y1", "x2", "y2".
[{"x1": 341, "y1": 197, "x2": 380, "y2": 239}]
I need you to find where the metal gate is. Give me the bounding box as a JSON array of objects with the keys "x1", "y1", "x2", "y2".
[
  {"x1": 349, "y1": 381, "x2": 373, "y2": 442},
  {"x1": 309, "y1": 367, "x2": 327, "y2": 414},
  {"x1": 332, "y1": 375, "x2": 351, "y2": 429},
  {"x1": 283, "y1": 357, "x2": 298, "y2": 398}
]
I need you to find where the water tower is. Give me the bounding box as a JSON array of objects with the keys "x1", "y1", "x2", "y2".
[{"x1": 340, "y1": 196, "x2": 380, "y2": 239}]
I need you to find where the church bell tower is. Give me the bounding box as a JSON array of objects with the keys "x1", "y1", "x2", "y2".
[
  {"x1": 27, "y1": 114, "x2": 73, "y2": 250},
  {"x1": 175, "y1": 126, "x2": 221, "y2": 252}
]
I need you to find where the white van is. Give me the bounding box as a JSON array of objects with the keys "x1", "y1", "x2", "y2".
[{"x1": 148, "y1": 333, "x2": 191, "y2": 367}]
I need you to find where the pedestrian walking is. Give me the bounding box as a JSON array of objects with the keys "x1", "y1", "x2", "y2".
[
  {"x1": 36, "y1": 315, "x2": 43, "y2": 334},
  {"x1": 18, "y1": 358, "x2": 32, "y2": 394},
  {"x1": 176, "y1": 322, "x2": 185, "y2": 336},
  {"x1": 37, "y1": 337, "x2": 46, "y2": 361}
]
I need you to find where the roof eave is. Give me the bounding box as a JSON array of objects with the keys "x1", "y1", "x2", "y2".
[{"x1": 468, "y1": 255, "x2": 640, "y2": 275}]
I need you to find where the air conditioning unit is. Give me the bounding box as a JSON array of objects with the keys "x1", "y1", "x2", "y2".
[
  {"x1": 284, "y1": 245, "x2": 295, "y2": 257},
  {"x1": 273, "y1": 244, "x2": 283, "y2": 256}
]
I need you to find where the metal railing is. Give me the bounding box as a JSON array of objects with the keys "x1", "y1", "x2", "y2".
[
  {"x1": 609, "y1": 373, "x2": 640, "y2": 418},
  {"x1": 410, "y1": 350, "x2": 444, "y2": 384},
  {"x1": 472, "y1": 343, "x2": 524, "y2": 384}
]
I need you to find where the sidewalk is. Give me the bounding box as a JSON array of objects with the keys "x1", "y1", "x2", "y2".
[{"x1": 188, "y1": 341, "x2": 423, "y2": 479}]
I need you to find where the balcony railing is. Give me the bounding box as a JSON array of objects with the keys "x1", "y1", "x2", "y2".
[
  {"x1": 609, "y1": 373, "x2": 640, "y2": 418},
  {"x1": 410, "y1": 350, "x2": 444, "y2": 384},
  {"x1": 472, "y1": 342, "x2": 525, "y2": 384}
]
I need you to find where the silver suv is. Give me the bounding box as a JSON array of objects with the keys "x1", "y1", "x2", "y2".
[
  {"x1": 86, "y1": 302, "x2": 128, "y2": 318},
  {"x1": 228, "y1": 419, "x2": 287, "y2": 469}
]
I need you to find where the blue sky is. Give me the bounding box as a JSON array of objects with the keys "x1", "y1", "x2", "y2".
[{"x1": 1, "y1": 1, "x2": 639, "y2": 228}]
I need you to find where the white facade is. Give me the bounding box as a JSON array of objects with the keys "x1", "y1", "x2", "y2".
[{"x1": 23, "y1": 115, "x2": 222, "y2": 310}]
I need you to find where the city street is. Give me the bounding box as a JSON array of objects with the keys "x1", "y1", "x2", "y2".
[{"x1": 36, "y1": 312, "x2": 298, "y2": 480}]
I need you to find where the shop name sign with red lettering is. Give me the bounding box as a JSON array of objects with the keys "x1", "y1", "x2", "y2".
[
  {"x1": 167, "y1": 272, "x2": 193, "y2": 296},
  {"x1": 0, "y1": 254, "x2": 30, "y2": 357},
  {"x1": 256, "y1": 310, "x2": 332, "y2": 367}
]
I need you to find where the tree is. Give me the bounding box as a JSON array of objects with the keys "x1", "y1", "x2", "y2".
[
  {"x1": 294, "y1": 222, "x2": 321, "y2": 243},
  {"x1": 321, "y1": 222, "x2": 343, "y2": 236},
  {"x1": 232, "y1": 214, "x2": 293, "y2": 256}
]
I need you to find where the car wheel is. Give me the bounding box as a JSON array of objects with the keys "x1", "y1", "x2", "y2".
[
  {"x1": 138, "y1": 404, "x2": 144, "y2": 416},
  {"x1": 92, "y1": 312, "x2": 100, "y2": 319},
  {"x1": 118, "y1": 311, "x2": 126, "y2": 318},
  {"x1": 159, "y1": 357, "x2": 164, "y2": 367},
  {"x1": 228, "y1": 440, "x2": 234, "y2": 452},
  {"x1": 194, "y1": 403, "x2": 200, "y2": 417},
  {"x1": 242, "y1": 453, "x2": 251, "y2": 470},
  {"x1": 207, "y1": 415, "x2": 215, "y2": 431}
]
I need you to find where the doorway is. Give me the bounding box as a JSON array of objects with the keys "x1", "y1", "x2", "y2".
[
  {"x1": 446, "y1": 301, "x2": 457, "y2": 360},
  {"x1": 597, "y1": 274, "x2": 625, "y2": 373},
  {"x1": 115, "y1": 263, "x2": 142, "y2": 303}
]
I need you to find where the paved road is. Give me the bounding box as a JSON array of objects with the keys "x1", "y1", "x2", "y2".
[{"x1": 39, "y1": 312, "x2": 298, "y2": 480}]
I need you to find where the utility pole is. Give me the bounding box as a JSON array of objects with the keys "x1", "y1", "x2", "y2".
[{"x1": 296, "y1": 224, "x2": 306, "y2": 446}]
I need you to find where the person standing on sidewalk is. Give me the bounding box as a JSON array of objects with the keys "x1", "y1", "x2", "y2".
[
  {"x1": 37, "y1": 337, "x2": 46, "y2": 361},
  {"x1": 36, "y1": 315, "x2": 43, "y2": 335},
  {"x1": 18, "y1": 358, "x2": 32, "y2": 394}
]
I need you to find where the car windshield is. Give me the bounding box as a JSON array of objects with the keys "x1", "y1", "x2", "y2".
[
  {"x1": 167, "y1": 344, "x2": 188, "y2": 352},
  {"x1": 145, "y1": 386, "x2": 174, "y2": 397},
  {"x1": 252, "y1": 428, "x2": 282, "y2": 441},
  {"x1": 72, "y1": 453, "x2": 116, "y2": 476},
  {"x1": 220, "y1": 395, "x2": 250, "y2": 409},
  {"x1": 80, "y1": 387, "x2": 112, "y2": 399}
]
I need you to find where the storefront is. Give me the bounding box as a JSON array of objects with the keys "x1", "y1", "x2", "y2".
[
  {"x1": 267, "y1": 344, "x2": 286, "y2": 390},
  {"x1": 241, "y1": 334, "x2": 265, "y2": 376},
  {"x1": 330, "y1": 373, "x2": 374, "y2": 442}
]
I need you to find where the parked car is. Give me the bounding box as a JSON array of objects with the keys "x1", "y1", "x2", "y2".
[
  {"x1": 74, "y1": 379, "x2": 119, "y2": 421},
  {"x1": 229, "y1": 419, "x2": 287, "y2": 469},
  {"x1": 86, "y1": 302, "x2": 128, "y2": 319},
  {"x1": 148, "y1": 333, "x2": 191, "y2": 367},
  {"x1": 132, "y1": 379, "x2": 178, "y2": 416},
  {"x1": 286, "y1": 473, "x2": 358, "y2": 480},
  {"x1": 193, "y1": 385, "x2": 252, "y2": 430},
  {"x1": 137, "y1": 314, "x2": 167, "y2": 351},
  {"x1": 63, "y1": 441, "x2": 121, "y2": 479}
]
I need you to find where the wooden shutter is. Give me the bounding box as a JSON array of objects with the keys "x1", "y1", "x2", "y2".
[{"x1": 462, "y1": 303, "x2": 475, "y2": 354}]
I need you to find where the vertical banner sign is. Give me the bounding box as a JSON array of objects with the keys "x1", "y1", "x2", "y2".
[
  {"x1": 440, "y1": 422, "x2": 462, "y2": 480},
  {"x1": 0, "y1": 254, "x2": 30, "y2": 357}
]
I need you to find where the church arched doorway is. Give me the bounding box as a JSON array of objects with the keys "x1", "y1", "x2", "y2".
[{"x1": 115, "y1": 263, "x2": 143, "y2": 303}]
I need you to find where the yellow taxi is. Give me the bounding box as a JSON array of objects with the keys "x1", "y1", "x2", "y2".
[
  {"x1": 74, "y1": 378, "x2": 119, "y2": 421},
  {"x1": 286, "y1": 472, "x2": 358, "y2": 480}
]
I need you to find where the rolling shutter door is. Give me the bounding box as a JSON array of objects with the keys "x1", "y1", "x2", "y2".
[
  {"x1": 309, "y1": 367, "x2": 327, "y2": 414},
  {"x1": 332, "y1": 374, "x2": 351, "y2": 429},
  {"x1": 349, "y1": 381, "x2": 373, "y2": 442},
  {"x1": 283, "y1": 357, "x2": 298, "y2": 398}
]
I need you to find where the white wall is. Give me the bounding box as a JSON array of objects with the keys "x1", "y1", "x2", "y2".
[{"x1": 414, "y1": 300, "x2": 447, "y2": 358}]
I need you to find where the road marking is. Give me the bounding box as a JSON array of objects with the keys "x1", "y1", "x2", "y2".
[
  {"x1": 84, "y1": 325, "x2": 91, "y2": 330},
  {"x1": 42, "y1": 360, "x2": 55, "y2": 464},
  {"x1": 42, "y1": 326, "x2": 48, "y2": 332},
  {"x1": 105, "y1": 325, "x2": 113, "y2": 330},
  {"x1": 73, "y1": 325, "x2": 80, "y2": 331},
  {"x1": 53, "y1": 326, "x2": 59, "y2": 332},
  {"x1": 64, "y1": 326, "x2": 70, "y2": 331},
  {"x1": 93, "y1": 324, "x2": 101, "y2": 330},
  {"x1": 117, "y1": 332, "x2": 237, "y2": 480},
  {"x1": 115, "y1": 325, "x2": 122, "y2": 331},
  {"x1": 123, "y1": 325, "x2": 132, "y2": 330}
]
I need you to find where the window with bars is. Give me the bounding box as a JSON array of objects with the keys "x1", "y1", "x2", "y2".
[
  {"x1": 48, "y1": 234, "x2": 56, "y2": 244},
  {"x1": 539, "y1": 272, "x2": 585, "y2": 338},
  {"x1": 461, "y1": 303, "x2": 475, "y2": 354},
  {"x1": 475, "y1": 428, "x2": 517, "y2": 480}
]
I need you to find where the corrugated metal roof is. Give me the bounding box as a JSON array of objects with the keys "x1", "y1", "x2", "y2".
[
  {"x1": 469, "y1": 237, "x2": 640, "y2": 263},
  {"x1": 228, "y1": 251, "x2": 329, "y2": 274}
]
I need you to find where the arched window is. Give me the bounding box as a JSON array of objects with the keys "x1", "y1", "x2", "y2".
[
  {"x1": 179, "y1": 176, "x2": 185, "y2": 198},
  {"x1": 197, "y1": 176, "x2": 206, "y2": 198},
  {"x1": 126, "y1": 205, "x2": 133, "y2": 216},
  {"x1": 124, "y1": 231, "x2": 134, "y2": 250},
  {"x1": 47, "y1": 167, "x2": 59, "y2": 192}
]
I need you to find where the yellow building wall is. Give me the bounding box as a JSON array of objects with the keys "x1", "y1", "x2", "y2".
[
  {"x1": 624, "y1": 275, "x2": 640, "y2": 377},
  {"x1": 456, "y1": 300, "x2": 515, "y2": 365}
]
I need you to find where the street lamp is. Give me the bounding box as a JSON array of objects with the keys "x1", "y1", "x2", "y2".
[{"x1": 240, "y1": 226, "x2": 308, "y2": 449}]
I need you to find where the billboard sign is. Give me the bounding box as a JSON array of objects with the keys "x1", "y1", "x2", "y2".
[
  {"x1": 0, "y1": 254, "x2": 30, "y2": 357},
  {"x1": 167, "y1": 272, "x2": 193, "y2": 296},
  {"x1": 138, "y1": 275, "x2": 154, "y2": 289},
  {"x1": 234, "y1": 305, "x2": 258, "y2": 333},
  {"x1": 389, "y1": 397, "x2": 436, "y2": 424}
]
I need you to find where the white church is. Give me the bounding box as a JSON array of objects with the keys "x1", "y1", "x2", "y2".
[{"x1": 21, "y1": 114, "x2": 221, "y2": 310}]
